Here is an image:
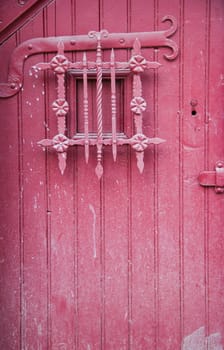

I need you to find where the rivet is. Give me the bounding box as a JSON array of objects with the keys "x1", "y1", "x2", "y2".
[
  {"x1": 70, "y1": 40, "x2": 76, "y2": 45},
  {"x1": 119, "y1": 38, "x2": 125, "y2": 44},
  {"x1": 217, "y1": 161, "x2": 223, "y2": 168},
  {"x1": 28, "y1": 44, "x2": 33, "y2": 50},
  {"x1": 216, "y1": 187, "x2": 224, "y2": 194},
  {"x1": 10, "y1": 83, "x2": 16, "y2": 89}
]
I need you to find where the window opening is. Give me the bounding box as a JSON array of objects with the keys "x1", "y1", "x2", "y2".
[{"x1": 35, "y1": 30, "x2": 166, "y2": 177}]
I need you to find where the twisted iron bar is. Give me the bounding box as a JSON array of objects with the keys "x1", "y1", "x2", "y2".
[
  {"x1": 34, "y1": 30, "x2": 168, "y2": 177},
  {"x1": 89, "y1": 30, "x2": 108, "y2": 179}
]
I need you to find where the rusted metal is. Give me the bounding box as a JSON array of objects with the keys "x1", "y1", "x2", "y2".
[
  {"x1": 0, "y1": 16, "x2": 178, "y2": 98},
  {"x1": 198, "y1": 161, "x2": 224, "y2": 193}
]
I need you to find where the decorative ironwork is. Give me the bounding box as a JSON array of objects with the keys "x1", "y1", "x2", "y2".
[
  {"x1": 36, "y1": 30, "x2": 166, "y2": 177},
  {"x1": 88, "y1": 30, "x2": 109, "y2": 178},
  {"x1": 0, "y1": 16, "x2": 178, "y2": 98},
  {"x1": 0, "y1": 18, "x2": 179, "y2": 176}
]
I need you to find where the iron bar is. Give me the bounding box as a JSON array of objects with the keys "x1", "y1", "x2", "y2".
[
  {"x1": 83, "y1": 52, "x2": 89, "y2": 163},
  {"x1": 110, "y1": 48, "x2": 117, "y2": 161},
  {"x1": 35, "y1": 31, "x2": 166, "y2": 176}
]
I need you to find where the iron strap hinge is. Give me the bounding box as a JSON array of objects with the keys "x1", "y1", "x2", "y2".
[{"x1": 198, "y1": 161, "x2": 224, "y2": 194}]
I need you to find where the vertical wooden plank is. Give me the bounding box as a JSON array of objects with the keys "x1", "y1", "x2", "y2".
[
  {"x1": 74, "y1": 160, "x2": 102, "y2": 350},
  {"x1": 19, "y1": 11, "x2": 48, "y2": 349},
  {"x1": 101, "y1": 1, "x2": 131, "y2": 349},
  {"x1": 204, "y1": 0, "x2": 212, "y2": 344},
  {"x1": 55, "y1": 0, "x2": 73, "y2": 35},
  {"x1": 45, "y1": 1, "x2": 76, "y2": 348},
  {"x1": 103, "y1": 153, "x2": 130, "y2": 350},
  {"x1": 74, "y1": 1, "x2": 102, "y2": 349},
  {"x1": 0, "y1": 35, "x2": 21, "y2": 350},
  {"x1": 207, "y1": 0, "x2": 224, "y2": 342},
  {"x1": 43, "y1": 4, "x2": 55, "y2": 349},
  {"x1": 181, "y1": 0, "x2": 208, "y2": 342},
  {"x1": 75, "y1": 0, "x2": 100, "y2": 34},
  {"x1": 178, "y1": 0, "x2": 185, "y2": 345},
  {"x1": 154, "y1": 0, "x2": 181, "y2": 348},
  {"x1": 129, "y1": 1, "x2": 157, "y2": 349}
]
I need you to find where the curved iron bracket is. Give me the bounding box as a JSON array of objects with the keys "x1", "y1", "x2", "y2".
[{"x1": 0, "y1": 16, "x2": 178, "y2": 98}]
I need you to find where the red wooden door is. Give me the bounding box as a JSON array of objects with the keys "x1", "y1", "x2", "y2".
[{"x1": 0, "y1": 1, "x2": 223, "y2": 349}]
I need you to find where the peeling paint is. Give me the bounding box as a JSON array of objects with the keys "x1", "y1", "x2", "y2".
[
  {"x1": 33, "y1": 197, "x2": 38, "y2": 211},
  {"x1": 182, "y1": 327, "x2": 223, "y2": 350},
  {"x1": 218, "y1": 74, "x2": 224, "y2": 86},
  {"x1": 37, "y1": 323, "x2": 42, "y2": 336},
  {"x1": 52, "y1": 343, "x2": 67, "y2": 350},
  {"x1": 89, "y1": 204, "x2": 97, "y2": 258}
]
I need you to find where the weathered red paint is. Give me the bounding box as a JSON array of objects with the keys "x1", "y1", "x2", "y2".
[
  {"x1": 0, "y1": 0, "x2": 46, "y2": 35},
  {"x1": 0, "y1": 0, "x2": 224, "y2": 349}
]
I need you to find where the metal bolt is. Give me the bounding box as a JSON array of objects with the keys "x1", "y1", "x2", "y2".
[
  {"x1": 215, "y1": 187, "x2": 224, "y2": 194},
  {"x1": 10, "y1": 83, "x2": 16, "y2": 89},
  {"x1": 28, "y1": 44, "x2": 33, "y2": 50},
  {"x1": 119, "y1": 38, "x2": 125, "y2": 44},
  {"x1": 216, "y1": 161, "x2": 223, "y2": 168},
  {"x1": 70, "y1": 40, "x2": 76, "y2": 45}
]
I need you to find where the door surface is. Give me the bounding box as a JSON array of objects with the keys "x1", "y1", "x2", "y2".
[{"x1": 0, "y1": 0, "x2": 223, "y2": 349}]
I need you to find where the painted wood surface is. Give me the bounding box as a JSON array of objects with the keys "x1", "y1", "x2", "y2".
[{"x1": 0, "y1": 0, "x2": 223, "y2": 349}]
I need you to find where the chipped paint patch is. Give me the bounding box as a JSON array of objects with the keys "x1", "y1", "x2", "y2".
[
  {"x1": 89, "y1": 204, "x2": 97, "y2": 258},
  {"x1": 182, "y1": 327, "x2": 223, "y2": 350},
  {"x1": 52, "y1": 343, "x2": 67, "y2": 350}
]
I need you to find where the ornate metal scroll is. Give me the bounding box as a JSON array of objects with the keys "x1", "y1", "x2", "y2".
[
  {"x1": 36, "y1": 30, "x2": 166, "y2": 177},
  {"x1": 0, "y1": 16, "x2": 178, "y2": 98}
]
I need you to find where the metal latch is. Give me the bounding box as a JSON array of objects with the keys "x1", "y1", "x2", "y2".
[{"x1": 198, "y1": 161, "x2": 224, "y2": 193}]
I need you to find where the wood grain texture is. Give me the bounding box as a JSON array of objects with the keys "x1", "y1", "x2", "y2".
[{"x1": 0, "y1": 0, "x2": 223, "y2": 349}]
